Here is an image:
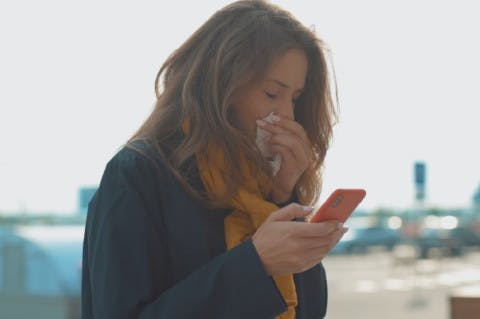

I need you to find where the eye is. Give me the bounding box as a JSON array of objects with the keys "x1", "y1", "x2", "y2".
[{"x1": 265, "y1": 92, "x2": 277, "y2": 99}]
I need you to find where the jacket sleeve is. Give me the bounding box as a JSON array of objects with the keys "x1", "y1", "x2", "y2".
[{"x1": 82, "y1": 149, "x2": 287, "y2": 319}]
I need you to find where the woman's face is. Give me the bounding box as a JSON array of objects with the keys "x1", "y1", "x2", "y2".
[{"x1": 230, "y1": 49, "x2": 308, "y2": 139}]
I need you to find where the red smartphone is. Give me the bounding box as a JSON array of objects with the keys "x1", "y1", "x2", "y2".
[{"x1": 309, "y1": 189, "x2": 366, "y2": 223}]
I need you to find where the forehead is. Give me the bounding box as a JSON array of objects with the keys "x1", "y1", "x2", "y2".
[{"x1": 264, "y1": 49, "x2": 308, "y2": 90}]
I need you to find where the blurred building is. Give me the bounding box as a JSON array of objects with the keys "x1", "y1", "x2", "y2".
[
  {"x1": 414, "y1": 161, "x2": 427, "y2": 202},
  {"x1": 0, "y1": 225, "x2": 84, "y2": 319}
]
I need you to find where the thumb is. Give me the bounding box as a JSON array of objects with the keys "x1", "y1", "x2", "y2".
[{"x1": 268, "y1": 203, "x2": 314, "y2": 222}]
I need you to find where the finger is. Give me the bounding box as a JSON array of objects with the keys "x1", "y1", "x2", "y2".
[
  {"x1": 270, "y1": 144, "x2": 297, "y2": 168},
  {"x1": 269, "y1": 134, "x2": 309, "y2": 164},
  {"x1": 299, "y1": 223, "x2": 340, "y2": 242},
  {"x1": 288, "y1": 221, "x2": 339, "y2": 237},
  {"x1": 269, "y1": 114, "x2": 310, "y2": 143},
  {"x1": 274, "y1": 115, "x2": 309, "y2": 140},
  {"x1": 257, "y1": 120, "x2": 312, "y2": 164},
  {"x1": 302, "y1": 247, "x2": 330, "y2": 266},
  {"x1": 258, "y1": 119, "x2": 302, "y2": 140},
  {"x1": 299, "y1": 236, "x2": 333, "y2": 250},
  {"x1": 268, "y1": 203, "x2": 314, "y2": 222},
  {"x1": 329, "y1": 229, "x2": 347, "y2": 248}
]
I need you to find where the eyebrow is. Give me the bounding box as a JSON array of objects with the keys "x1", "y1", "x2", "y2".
[{"x1": 266, "y1": 78, "x2": 304, "y2": 93}]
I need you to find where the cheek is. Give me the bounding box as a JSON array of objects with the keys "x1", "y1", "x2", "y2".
[
  {"x1": 235, "y1": 107, "x2": 258, "y2": 138},
  {"x1": 230, "y1": 89, "x2": 277, "y2": 139},
  {"x1": 231, "y1": 99, "x2": 265, "y2": 137}
]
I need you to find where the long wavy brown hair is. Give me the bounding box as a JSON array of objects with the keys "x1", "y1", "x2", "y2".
[{"x1": 125, "y1": 0, "x2": 338, "y2": 209}]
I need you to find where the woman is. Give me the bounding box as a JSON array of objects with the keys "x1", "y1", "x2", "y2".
[{"x1": 81, "y1": 1, "x2": 348, "y2": 318}]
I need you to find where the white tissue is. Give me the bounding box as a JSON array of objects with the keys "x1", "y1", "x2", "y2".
[{"x1": 255, "y1": 112, "x2": 282, "y2": 176}]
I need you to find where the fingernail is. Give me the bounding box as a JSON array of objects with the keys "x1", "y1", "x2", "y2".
[
  {"x1": 256, "y1": 119, "x2": 267, "y2": 127},
  {"x1": 302, "y1": 206, "x2": 314, "y2": 212}
]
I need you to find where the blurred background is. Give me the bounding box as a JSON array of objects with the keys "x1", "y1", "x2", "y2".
[{"x1": 0, "y1": 0, "x2": 479, "y2": 318}]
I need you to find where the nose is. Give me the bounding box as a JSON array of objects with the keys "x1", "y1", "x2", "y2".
[{"x1": 275, "y1": 98, "x2": 295, "y2": 120}]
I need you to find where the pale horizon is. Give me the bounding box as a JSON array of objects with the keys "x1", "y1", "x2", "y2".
[{"x1": 1, "y1": 0, "x2": 479, "y2": 215}]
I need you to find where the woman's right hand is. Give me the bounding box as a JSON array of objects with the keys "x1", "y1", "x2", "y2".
[{"x1": 251, "y1": 203, "x2": 348, "y2": 276}]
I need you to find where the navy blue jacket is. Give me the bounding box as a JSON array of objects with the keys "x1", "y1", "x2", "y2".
[{"x1": 81, "y1": 140, "x2": 328, "y2": 319}]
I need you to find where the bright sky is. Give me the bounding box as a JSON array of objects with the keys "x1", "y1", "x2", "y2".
[{"x1": 1, "y1": 0, "x2": 479, "y2": 214}]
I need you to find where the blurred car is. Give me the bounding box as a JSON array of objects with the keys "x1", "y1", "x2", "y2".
[
  {"x1": 414, "y1": 215, "x2": 480, "y2": 258},
  {"x1": 331, "y1": 226, "x2": 404, "y2": 254}
]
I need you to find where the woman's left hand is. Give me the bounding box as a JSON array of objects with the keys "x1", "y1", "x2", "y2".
[{"x1": 256, "y1": 114, "x2": 314, "y2": 204}]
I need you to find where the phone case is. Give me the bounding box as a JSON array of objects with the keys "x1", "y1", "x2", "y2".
[{"x1": 309, "y1": 188, "x2": 366, "y2": 223}]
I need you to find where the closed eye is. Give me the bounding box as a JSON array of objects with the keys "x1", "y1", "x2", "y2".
[{"x1": 265, "y1": 92, "x2": 276, "y2": 99}]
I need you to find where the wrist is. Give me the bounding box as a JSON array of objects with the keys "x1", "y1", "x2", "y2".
[{"x1": 251, "y1": 237, "x2": 273, "y2": 276}]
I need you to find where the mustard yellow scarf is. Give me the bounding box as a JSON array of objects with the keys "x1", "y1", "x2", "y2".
[{"x1": 183, "y1": 123, "x2": 297, "y2": 318}]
